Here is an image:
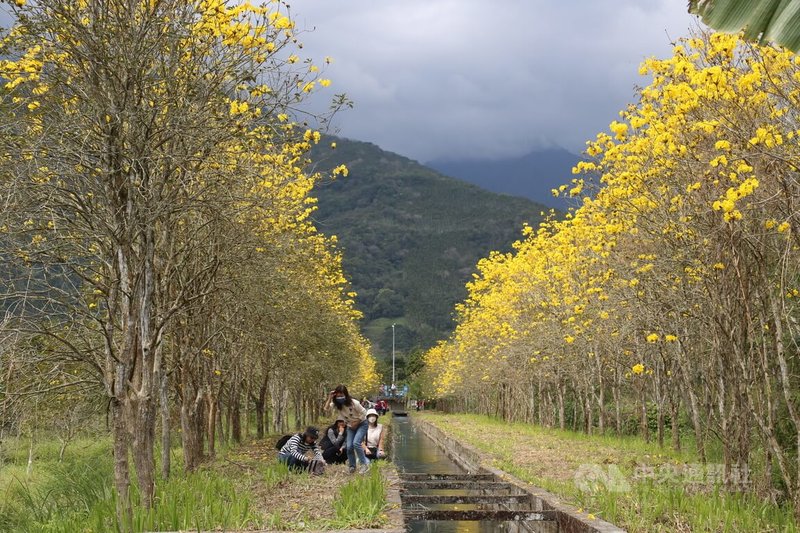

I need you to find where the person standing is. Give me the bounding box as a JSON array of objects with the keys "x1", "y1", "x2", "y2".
[
  {"x1": 326, "y1": 385, "x2": 370, "y2": 474},
  {"x1": 362, "y1": 408, "x2": 387, "y2": 460}
]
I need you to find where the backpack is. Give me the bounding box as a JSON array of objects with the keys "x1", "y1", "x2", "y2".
[
  {"x1": 275, "y1": 433, "x2": 297, "y2": 451},
  {"x1": 309, "y1": 458, "x2": 325, "y2": 476}
]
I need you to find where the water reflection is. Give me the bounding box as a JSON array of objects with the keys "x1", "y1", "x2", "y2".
[
  {"x1": 391, "y1": 416, "x2": 464, "y2": 476},
  {"x1": 391, "y1": 416, "x2": 533, "y2": 533}
]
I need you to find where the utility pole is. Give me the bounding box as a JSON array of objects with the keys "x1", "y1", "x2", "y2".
[{"x1": 392, "y1": 323, "x2": 396, "y2": 390}]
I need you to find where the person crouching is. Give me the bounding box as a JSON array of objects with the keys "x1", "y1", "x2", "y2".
[
  {"x1": 278, "y1": 426, "x2": 326, "y2": 475},
  {"x1": 362, "y1": 408, "x2": 387, "y2": 460},
  {"x1": 320, "y1": 417, "x2": 348, "y2": 465}
]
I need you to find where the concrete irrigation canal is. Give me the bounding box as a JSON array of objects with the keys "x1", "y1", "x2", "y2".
[{"x1": 390, "y1": 414, "x2": 624, "y2": 533}]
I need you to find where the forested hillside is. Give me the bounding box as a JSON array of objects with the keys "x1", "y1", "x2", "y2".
[
  {"x1": 309, "y1": 138, "x2": 553, "y2": 356},
  {"x1": 428, "y1": 147, "x2": 580, "y2": 209}
]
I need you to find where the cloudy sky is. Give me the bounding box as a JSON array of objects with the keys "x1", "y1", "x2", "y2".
[{"x1": 286, "y1": 0, "x2": 699, "y2": 162}]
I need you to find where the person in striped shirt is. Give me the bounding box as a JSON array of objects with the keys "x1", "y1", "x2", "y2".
[{"x1": 278, "y1": 426, "x2": 325, "y2": 474}]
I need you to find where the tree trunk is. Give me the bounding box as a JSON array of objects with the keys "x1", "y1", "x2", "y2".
[
  {"x1": 181, "y1": 382, "x2": 205, "y2": 472},
  {"x1": 180, "y1": 402, "x2": 198, "y2": 471},
  {"x1": 686, "y1": 384, "x2": 706, "y2": 462},
  {"x1": 26, "y1": 432, "x2": 33, "y2": 478},
  {"x1": 536, "y1": 379, "x2": 543, "y2": 426},
  {"x1": 594, "y1": 351, "x2": 605, "y2": 434},
  {"x1": 255, "y1": 401, "x2": 265, "y2": 439},
  {"x1": 217, "y1": 398, "x2": 225, "y2": 444},
  {"x1": 597, "y1": 383, "x2": 605, "y2": 435},
  {"x1": 160, "y1": 371, "x2": 171, "y2": 479},
  {"x1": 232, "y1": 389, "x2": 242, "y2": 444},
  {"x1": 131, "y1": 394, "x2": 156, "y2": 509},
  {"x1": 670, "y1": 394, "x2": 681, "y2": 452},
  {"x1": 585, "y1": 389, "x2": 593, "y2": 435},
  {"x1": 243, "y1": 380, "x2": 250, "y2": 440},
  {"x1": 613, "y1": 369, "x2": 622, "y2": 435},
  {"x1": 207, "y1": 395, "x2": 217, "y2": 457},
  {"x1": 271, "y1": 384, "x2": 288, "y2": 433},
  {"x1": 254, "y1": 373, "x2": 268, "y2": 438},
  {"x1": 571, "y1": 391, "x2": 579, "y2": 431},
  {"x1": 654, "y1": 370, "x2": 665, "y2": 448},
  {"x1": 640, "y1": 385, "x2": 649, "y2": 443},
  {"x1": 112, "y1": 398, "x2": 132, "y2": 531},
  {"x1": 131, "y1": 224, "x2": 159, "y2": 509}
]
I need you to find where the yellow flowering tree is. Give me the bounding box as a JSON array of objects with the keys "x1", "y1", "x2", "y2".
[
  {"x1": 0, "y1": 0, "x2": 370, "y2": 521},
  {"x1": 426, "y1": 31, "x2": 800, "y2": 509}
]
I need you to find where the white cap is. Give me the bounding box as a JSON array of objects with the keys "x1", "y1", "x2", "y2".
[{"x1": 366, "y1": 408, "x2": 379, "y2": 417}]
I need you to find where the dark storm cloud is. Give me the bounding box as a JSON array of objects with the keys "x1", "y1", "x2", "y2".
[{"x1": 288, "y1": 0, "x2": 698, "y2": 161}]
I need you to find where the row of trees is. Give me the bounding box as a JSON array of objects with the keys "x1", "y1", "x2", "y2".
[
  {"x1": 424, "y1": 32, "x2": 800, "y2": 510},
  {"x1": 0, "y1": 0, "x2": 377, "y2": 525}
]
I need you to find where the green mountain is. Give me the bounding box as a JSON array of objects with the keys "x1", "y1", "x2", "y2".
[{"x1": 309, "y1": 137, "x2": 551, "y2": 363}]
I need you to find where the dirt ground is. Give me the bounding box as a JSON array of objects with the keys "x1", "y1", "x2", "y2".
[
  {"x1": 215, "y1": 438, "x2": 402, "y2": 531},
  {"x1": 417, "y1": 413, "x2": 672, "y2": 487}
]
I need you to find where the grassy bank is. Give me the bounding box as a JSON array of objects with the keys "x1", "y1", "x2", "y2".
[
  {"x1": 0, "y1": 432, "x2": 395, "y2": 532},
  {"x1": 231, "y1": 438, "x2": 393, "y2": 530},
  {"x1": 418, "y1": 412, "x2": 797, "y2": 532}
]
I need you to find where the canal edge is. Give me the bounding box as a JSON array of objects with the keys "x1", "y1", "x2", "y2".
[
  {"x1": 412, "y1": 416, "x2": 627, "y2": 533},
  {"x1": 381, "y1": 461, "x2": 406, "y2": 532}
]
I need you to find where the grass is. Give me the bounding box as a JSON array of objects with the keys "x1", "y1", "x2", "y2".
[
  {"x1": 128, "y1": 469, "x2": 257, "y2": 532},
  {"x1": 0, "y1": 435, "x2": 258, "y2": 532},
  {"x1": 0, "y1": 437, "x2": 114, "y2": 532},
  {"x1": 252, "y1": 440, "x2": 393, "y2": 530},
  {"x1": 331, "y1": 464, "x2": 388, "y2": 528},
  {"x1": 0, "y1": 419, "x2": 399, "y2": 532},
  {"x1": 419, "y1": 412, "x2": 798, "y2": 533}
]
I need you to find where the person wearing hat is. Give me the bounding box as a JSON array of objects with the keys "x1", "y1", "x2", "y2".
[
  {"x1": 320, "y1": 417, "x2": 348, "y2": 465},
  {"x1": 361, "y1": 408, "x2": 387, "y2": 460},
  {"x1": 278, "y1": 426, "x2": 326, "y2": 474}
]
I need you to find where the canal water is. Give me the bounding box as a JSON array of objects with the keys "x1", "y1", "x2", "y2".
[{"x1": 391, "y1": 415, "x2": 538, "y2": 533}]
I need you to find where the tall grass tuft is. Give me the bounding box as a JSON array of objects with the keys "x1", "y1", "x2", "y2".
[
  {"x1": 0, "y1": 439, "x2": 259, "y2": 532},
  {"x1": 126, "y1": 470, "x2": 258, "y2": 532},
  {"x1": 0, "y1": 442, "x2": 113, "y2": 532},
  {"x1": 263, "y1": 460, "x2": 292, "y2": 488},
  {"x1": 331, "y1": 465, "x2": 387, "y2": 528}
]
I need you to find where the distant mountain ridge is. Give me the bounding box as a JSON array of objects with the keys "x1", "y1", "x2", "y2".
[
  {"x1": 308, "y1": 137, "x2": 551, "y2": 363},
  {"x1": 427, "y1": 147, "x2": 581, "y2": 209}
]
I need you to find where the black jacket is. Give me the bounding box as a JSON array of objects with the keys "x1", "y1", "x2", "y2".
[{"x1": 319, "y1": 424, "x2": 346, "y2": 450}]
